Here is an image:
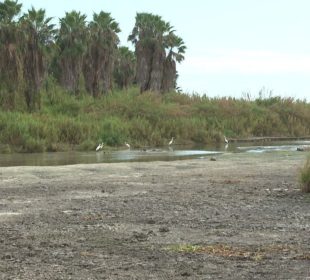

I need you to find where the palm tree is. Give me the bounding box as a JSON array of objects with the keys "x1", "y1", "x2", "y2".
[
  {"x1": 114, "y1": 46, "x2": 136, "y2": 90},
  {"x1": 128, "y1": 13, "x2": 161, "y2": 93},
  {"x1": 83, "y1": 11, "x2": 120, "y2": 97},
  {"x1": 0, "y1": 0, "x2": 21, "y2": 22},
  {"x1": 0, "y1": 0, "x2": 22, "y2": 109},
  {"x1": 56, "y1": 11, "x2": 87, "y2": 94},
  {"x1": 129, "y1": 13, "x2": 185, "y2": 94},
  {"x1": 162, "y1": 33, "x2": 186, "y2": 92},
  {"x1": 19, "y1": 7, "x2": 55, "y2": 110}
]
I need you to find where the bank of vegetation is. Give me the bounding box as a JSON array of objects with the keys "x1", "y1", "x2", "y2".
[
  {"x1": 0, "y1": 86, "x2": 309, "y2": 153},
  {"x1": 0, "y1": 1, "x2": 309, "y2": 153}
]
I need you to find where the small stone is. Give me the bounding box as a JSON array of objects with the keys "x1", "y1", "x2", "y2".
[
  {"x1": 132, "y1": 231, "x2": 148, "y2": 241},
  {"x1": 180, "y1": 271, "x2": 191, "y2": 277},
  {"x1": 158, "y1": 226, "x2": 169, "y2": 233},
  {"x1": 146, "y1": 219, "x2": 156, "y2": 224}
]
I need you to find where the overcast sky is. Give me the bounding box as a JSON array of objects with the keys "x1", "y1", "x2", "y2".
[{"x1": 20, "y1": 0, "x2": 310, "y2": 100}]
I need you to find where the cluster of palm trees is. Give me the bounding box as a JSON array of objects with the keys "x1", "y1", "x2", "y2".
[
  {"x1": 128, "y1": 13, "x2": 186, "y2": 93},
  {"x1": 0, "y1": 0, "x2": 186, "y2": 111}
]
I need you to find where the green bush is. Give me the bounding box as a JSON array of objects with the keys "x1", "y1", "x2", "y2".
[
  {"x1": 77, "y1": 139, "x2": 96, "y2": 151},
  {"x1": 99, "y1": 117, "x2": 128, "y2": 146},
  {"x1": 22, "y1": 137, "x2": 45, "y2": 153}
]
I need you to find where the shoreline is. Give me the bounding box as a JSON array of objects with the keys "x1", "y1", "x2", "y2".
[{"x1": 228, "y1": 135, "x2": 310, "y2": 142}]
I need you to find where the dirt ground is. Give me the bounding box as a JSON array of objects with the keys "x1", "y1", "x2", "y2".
[{"x1": 0, "y1": 152, "x2": 309, "y2": 279}]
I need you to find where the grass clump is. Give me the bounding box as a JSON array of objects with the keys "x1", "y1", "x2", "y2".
[{"x1": 300, "y1": 156, "x2": 310, "y2": 193}]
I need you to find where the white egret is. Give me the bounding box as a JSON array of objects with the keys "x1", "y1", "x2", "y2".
[
  {"x1": 96, "y1": 142, "x2": 104, "y2": 151},
  {"x1": 168, "y1": 137, "x2": 174, "y2": 145},
  {"x1": 125, "y1": 142, "x2": 130, "y2": 149},
  {"x1": 224, "y1": 136, "x2": 229, "y2": 144}
]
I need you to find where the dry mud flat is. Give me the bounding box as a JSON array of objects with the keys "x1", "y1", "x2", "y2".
[{"x1": 0, "y1": 152, "x2": 309, "y2": 279}]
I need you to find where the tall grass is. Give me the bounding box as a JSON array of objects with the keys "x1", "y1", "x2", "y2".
[
  {"x1": 300, "y1": 156, "x2": 310, "y2": 193},
  {"x1": 0, "y1": 86, "x2": 309, "y2": 152}
]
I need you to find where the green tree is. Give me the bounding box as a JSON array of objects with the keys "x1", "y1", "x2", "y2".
[
  {"x1": 0, "y1": 0, "x2": 22, "y2": 109},
  {"x1": 20, "y1": 7, "x2": 55, "y2": 110},
  {"x1": 114, "y1": 46, "x2": 136, "y2": 90},
  {"x1": 56, "y1": 11, "x2": 87, "y2": 94},
  {"x1": 83, "y1": 11, "x2": 120, "y2": 97}
]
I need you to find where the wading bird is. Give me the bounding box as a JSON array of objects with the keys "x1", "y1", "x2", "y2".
[
  {"x1": 125, "y1": 142, "x2": 130, "y2": 149},
  {"x1": 224, "y1": 136, "x2": 229, "y2": 144},
  {"x1": 168, "y1": 137, "x2": 174, "y2": 145},
  {"x1": 96, "y1": 142, "x2": 104, "y2": 151}
]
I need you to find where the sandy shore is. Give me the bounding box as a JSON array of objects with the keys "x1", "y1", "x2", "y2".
[{"x1": 0, "y1": 152, "x2": 309, "y2": 279}]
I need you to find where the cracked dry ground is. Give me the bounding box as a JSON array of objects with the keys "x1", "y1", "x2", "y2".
[{"x1": 0, "y1": 152, "x2": 309, "y2": 279}]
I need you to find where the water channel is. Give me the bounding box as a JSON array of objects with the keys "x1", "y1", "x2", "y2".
[{"x1": 0, "y1": 140, "x2": 309, "y2": 167}]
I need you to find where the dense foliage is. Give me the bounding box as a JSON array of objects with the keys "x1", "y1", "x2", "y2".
[{"x1": 0, "y1": 86, "x2": 309, "y2": 153}]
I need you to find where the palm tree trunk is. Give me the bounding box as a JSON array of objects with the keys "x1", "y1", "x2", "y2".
[
  {"x1": 149, "y1": 44, "x2": 165, "y2": 93},
  {"x1": 101, "y1": 56, "x2": 114, "y2": 94},
  {"x1": 136, "y1": 41, "x2": 152, "y2": 93},
  {"x1": 161, "y1": 59, "x2": 176, "y2": 93},
  {"x1": 0, "y1": 29, "x2": 22, "y2": 109},
  {"x1": 23, "y1": 31, "x2": 44, "y2": 111}
]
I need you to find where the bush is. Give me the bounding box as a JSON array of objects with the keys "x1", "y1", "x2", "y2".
[
  {"x1": 77, "y1": 139, "x2": 96, "y2": 151},
  {"x1": 300, "y1": 156, "x2": 310, "y2": 193},
  {"x1": 22, "y1": 137, "x2": 45, "y2": 153},
  {"x1": 99, "y1": 117, "x2": 128, "y2": 146}
]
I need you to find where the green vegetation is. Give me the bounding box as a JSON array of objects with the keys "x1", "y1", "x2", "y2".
[
  {"x1": 300, "y1": 156, "x2": 310, "y2": 193},
  {"x1": 0, "y1": 86, "x2": 309, "y2": 153}
]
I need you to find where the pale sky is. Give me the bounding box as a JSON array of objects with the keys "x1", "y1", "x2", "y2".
[{"x1": 20, "y1": 0, "x2": 310, "y2": 100}]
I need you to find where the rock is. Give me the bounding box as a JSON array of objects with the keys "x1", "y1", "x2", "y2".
[
  {"x1": 180, "y1": 271, "x2": 191, "y2": 277},
  {"x1": 158, "y1": 226, "x2": 169, "y2": 233},
  {"x1": 132, "y1": 231, "x2": 148, "y2": 241},
  {"x1": 146, "y1": 219, "x2": 156, "y2": 224}
]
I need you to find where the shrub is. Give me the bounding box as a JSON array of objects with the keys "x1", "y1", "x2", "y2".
[
  {"x1": 77, "y1": 139, "x2": 96, "y2": 151},
  {"x1": 300, "y1": 156, "x2": 310, "y2": 193},
  {"x1": 0, "y1": 144, "x2": 11, "y2": 154},
  {"x1": 22, "y1": 137, "x2": 45, "y2": 153},
  {"x1": 99, "y1": 117, "x2": 128, "y2": 146}
]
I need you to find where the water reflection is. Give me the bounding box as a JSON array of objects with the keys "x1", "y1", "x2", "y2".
[
  {"x1": 0, "y1": 148, "x2": 221, "y2": 167},
  {"x1": 0, "y1": 140, "x2": 309, "y2": 167}
]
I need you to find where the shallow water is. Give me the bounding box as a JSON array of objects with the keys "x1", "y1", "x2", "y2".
[
  {"x1": 0, "y1": 140, "x2": 309, "y2": 167},
  {"x1": 234, "y1": 140, "x2": 310, "y2": 153},
  {"x1": 0, "y1": 148, "x2": 220, "y2": 167}
]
